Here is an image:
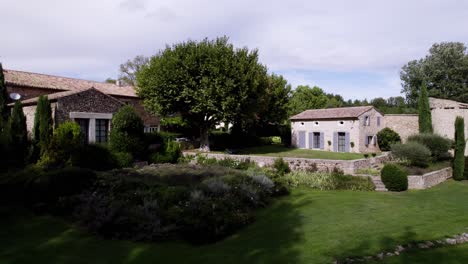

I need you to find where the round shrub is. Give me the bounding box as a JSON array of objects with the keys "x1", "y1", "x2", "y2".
[
  {"x1": 380, "y1": 164, "x2": 408, "y2": 192},
  {"x1": 109, "y1": 105, "x2": 145, "y2": 158},
  {"x1": 407, "y1": 133, "x2": 452, "y2": 161},
  {"x1": 391, "y1": 142, "x2": 431, "y2": 168},
  {"x1": 377, "y1": 128, "x2": 401, "y2": 151}
]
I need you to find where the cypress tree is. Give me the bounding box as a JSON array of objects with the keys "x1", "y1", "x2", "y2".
[
  {"x1": 33, "y1": 95, "x2": 53, "y2": 155},
  {"x1": 0, "y1": 63, "x2": 8, "y2": 123},
  {"x1": 9, "y1": 101, "x2": 29, "y2": 166},
  {"x1": 418, "y1": 83, "x2": 433, "y2": 133},
  {"x1": 453, "y1": 116, "x2": 466, "y2": 180}
]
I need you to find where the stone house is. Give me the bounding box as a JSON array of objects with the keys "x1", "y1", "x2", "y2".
[
  {"x1": 291, "y1": 106, "x2": 384, "y2": 153},
  {"x1": 430, "y1": 97, "x2": 468, "y2": 155},
  {"x1": 4, "y1": 69, "x2": 160, "y2": 143}
]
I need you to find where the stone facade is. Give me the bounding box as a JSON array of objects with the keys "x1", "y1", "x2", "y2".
[
  {"x1": 6, "y1": 85, "x2": 62, "y2": 100},
  {"x1": 291, "y1": 108, "x2": 384, "y2": 153},
  {"x1": 54, "y1": 89, "x2": 123, "y2": 125},
  {"x1": 407, "y1": 167, "x2": 452, "y2": 190},
  {"x1": 430, "y1": 97, "x2": 468, "y2": 155},
  {"x1": 383, "y1": 114, "x2": 419, "y2": 142},
  {"x1": 184, "y1": 152, "x2": 390, "y2": 174}
]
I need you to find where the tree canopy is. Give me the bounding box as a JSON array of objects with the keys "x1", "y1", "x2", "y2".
[
  {"x1": 137, "y1": 37, "x2": 269, "y2": 151},
  {"x1": 401, "y1": 42, "x2": 468, "y2": 105},
  {"x1": 288, "y1": 85, "x2": 329, "y2": 116}
]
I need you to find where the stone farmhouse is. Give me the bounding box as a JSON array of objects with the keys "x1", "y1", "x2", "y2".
[
  {"x1": 291, "y1": 106, "x2": 386, "y2": 153},
  {"x1": 291, "y1": 97, "x2": 468, "y2": 154},
  {"x1": 4, "y1": 69, "x2": 160, "y2": 143}
]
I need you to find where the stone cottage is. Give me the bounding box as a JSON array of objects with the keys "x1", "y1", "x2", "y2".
[
  {"x1": 4, "y1": 69, "x2": 160, "y2": 143},
  {"x1": 290, "y1": 106, "x2": 384, "y2": 153},
  {"x1": 431, "y1": 97, "x2": 468, "y2": 155}
]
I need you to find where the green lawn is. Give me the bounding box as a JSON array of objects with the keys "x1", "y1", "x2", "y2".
[
  {"x1": 220, "y1": 145, "x2": 366, "y2": 160},
  {"x1": 2, "y1": 180, "x2": 468, "y2": 264}
]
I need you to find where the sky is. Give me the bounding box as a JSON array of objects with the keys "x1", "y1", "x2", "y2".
[{"x1": 1, "y1": 0, "x2": 468, "y2": 100}]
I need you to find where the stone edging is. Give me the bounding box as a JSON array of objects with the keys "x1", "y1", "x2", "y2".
[
  {"x1": 407, "y1": 167, "x2": 452, "y2": 189},
  {"x1": 336, "y1": 232, "x2": 468, "y2": 263}
]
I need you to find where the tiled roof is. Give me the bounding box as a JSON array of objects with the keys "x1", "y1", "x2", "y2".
[
  {"x1": 290, "y1": 106, "x2": 374, "y2": 120},
  {"x1": 4, "y1": 69, "x2": 137, "y2": 98},
  {"x1": 8, "y1": 88, "x2": 125, "y2": 107}
]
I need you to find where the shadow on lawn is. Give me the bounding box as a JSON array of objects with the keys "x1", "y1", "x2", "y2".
[
  {"x1": 334, "y1": 226, "x2": 418, "y2": 263},
  {"x1": 0, "y1": 196, "x2": 306, "y2": 264}
]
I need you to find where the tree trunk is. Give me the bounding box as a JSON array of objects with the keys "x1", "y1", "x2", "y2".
[{"x1": 199, "y1": 127, "x2": 210, "y2": 152}]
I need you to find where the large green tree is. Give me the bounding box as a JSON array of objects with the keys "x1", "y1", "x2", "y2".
[
  {"x1": 288, "y1": 85, "x2": 328, "y2": 116},
  {"x1": 401, "y1": 42, "x2": 468, "y2": 105},
  {"x1": 137, "y1": 37, "x2": 268, "y2": 151},
  {"x1": 453, "y1": 116, "x2": 466, "y2": 180},
  {"x1": 0, "y1": 63, "x2": 8, "y2": 122},
  {"x1": 418, "y1": 83, "x2": 433, "y2": 133}
]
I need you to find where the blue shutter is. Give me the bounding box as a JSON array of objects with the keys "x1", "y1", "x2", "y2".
[
  {"x1": 365, "y1": 134, "x2": 369, "y2": 145},
  {"x1": 298, "y1": 131, "x2": 306, "y2": 148},
  {"x1": 333, "y1": 132, "x2": 338, "y2": 152},
  {"x1": 377, "y1": 116, "x2": 381, "y2": 126},
  {"x1": 345, "y1": 132, "x2": 350, "y2": 152},
  {"x1": 320, "y1": 132, "x2": 324, "y2": 150},
  {"x1": 308, "y1": 133, "x2": 313, "y2": 149}
]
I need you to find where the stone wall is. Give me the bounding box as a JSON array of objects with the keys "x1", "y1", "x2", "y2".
[
  {"x1": 358, "y1": 108, "x2": 384, "y2": 153},
  {"x1": 408, "y1": 167, "x2": 452, "y2": 190},
  {"x1": 184, "y1": 152, "x2": 390, "y2": 174},
  {"x1": 383, "y1": 114, "x2": 419, "y2": 142},
  {"x1": 55, "y1": 89, "x2": 123, "y2": 124}
]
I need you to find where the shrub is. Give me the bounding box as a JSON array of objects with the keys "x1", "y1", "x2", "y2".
[
  {"x1": 195, "y1": 155, "x2": 255, "y2": 170},
  {"x1": 284, "y1": 171, "x2": 374, "y2": 191},
  {"x1": 391, "y1": 142, "x2": 431, "y2": 168},
  {"x1": 418, "y1": 82, "x2": 433, "y2": 133},
  {"x1": 380, "y1": 164, "x2": 408, "y2": 192},
  {"x1": 112, "y1": 151, "x2": 133, "y2": 168},
  {"x1": 453, "y1": 117, "x2": 466, "y2": 180},
  {"x1": 364, "y1": 154, "x2": 369, "y2": 159},
  {"x1": 39, "y1": 122, "x2": 82, "y2": 168},
  {"x1": 377, "y1": 128, "x2": 401, "y2": 151},
  {"x1": 0, "y1": 166, "x2": 96, "y2": 204},
  {"x1": 150, "y1": 141, "x2": 181, "y2": 164},
  {"x1": 71, "y1": 144, "x2": 118, "y2": 170},
  {"x1": 407, "y1": 133, "x2": 452, "y2": 161},
  {"x1": 8, "y1": 101, "x2": 29, "y2": 167},
  {"x1": 109, "y1": 105, "x2": 145, "y2": 158},
  {"x1": 273, "y1": 157, "x2": 290, "y2": 175}
]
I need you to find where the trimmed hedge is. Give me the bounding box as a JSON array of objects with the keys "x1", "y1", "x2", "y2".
[{"x1": 381, "y1": 164, "x2": 408, "y2": 192}]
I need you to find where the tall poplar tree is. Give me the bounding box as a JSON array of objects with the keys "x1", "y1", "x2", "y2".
[
  {"x1": 453, "y1": 116, "x2": 466, "y2": 180},
  {"x1": 418, "y1": 83, "x2": 433, "y2": 133}
]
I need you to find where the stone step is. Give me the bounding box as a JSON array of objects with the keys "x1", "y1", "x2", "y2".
[{"x1": 371, "y1": 176, "x2": 388, "y2": 192}]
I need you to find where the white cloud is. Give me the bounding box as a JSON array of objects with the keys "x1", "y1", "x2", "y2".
[{"x1": 1, "y1": 0, "x2": 467, "y2": 98}]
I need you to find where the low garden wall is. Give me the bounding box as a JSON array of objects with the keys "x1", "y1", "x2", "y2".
[
  {"x1": 408, "y1": 167, "x2": 453, "y2": 189},
  {"x1": 183, "y1": 152, "x2": 390, "y2": 174}
]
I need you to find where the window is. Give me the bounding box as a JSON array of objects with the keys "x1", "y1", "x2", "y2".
[
  {"x1": 75, "y1": 118, "x2": 89, "y2": 143},
  {"x1": 144, "y1": 126, "x2": 158, "y2": 133},
  {"x1": 313, "y1": 132, "x2": 320, "y2": 148},
  {"x1": 377, "y1": 116, "x2": 381, "y2": 126},
  {"x1": 364, "y1": 116, "x2": 370, "y2": 126},
  {"x1": 366, "y1": 135, "x2": 374, "y2": 146},
  {"x1": 95, "y1": 119, "x2": 109, "y2": 143},
  {"x1": 338, "y1": 132, "x2": 346, "y2": 152},
  {"x1": 338, "y1": 121, "x2": 344, "y2": 126},
  {"x1": 300, "y1": 122, "x2": 305, "y2": 126},
  {"x1": 314, "y1": 121, "x2": 319, "y2": 126}
]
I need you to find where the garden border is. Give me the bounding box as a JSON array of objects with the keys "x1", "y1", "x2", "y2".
[
  {"x1": 407, "y1": 167, "x2": 453, "y2": 189},
  {"x1": 183, "y1": 151, "x2": 390, "y2": 174}
]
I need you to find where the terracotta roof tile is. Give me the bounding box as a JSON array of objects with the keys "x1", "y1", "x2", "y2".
[
  {"x1": 4, "y1": 69, "x2": 137, "y2": 98},
  {"x1": 290, "y1": 106, "x2": 374, "y2": 120}
]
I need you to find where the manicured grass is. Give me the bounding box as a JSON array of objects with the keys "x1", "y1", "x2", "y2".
[
  {"x1": 2, "y1": 180, "x2": 468, "y2": 263},
  {"x1": 227, "y1": 145, "x2": 366, "y2": 160}
]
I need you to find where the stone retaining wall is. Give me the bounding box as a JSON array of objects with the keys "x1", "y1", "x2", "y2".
[
  {"x1": 408, "y1": 167, "x2": 452, "y2": 189},
  {"x1": 183, "y1": 152, "x2": 390, "y2": 174}
]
